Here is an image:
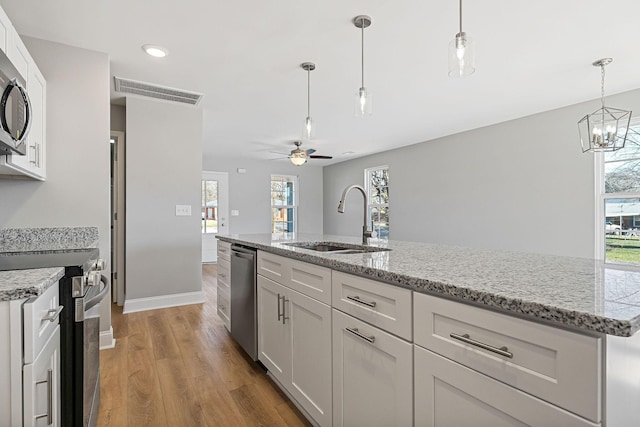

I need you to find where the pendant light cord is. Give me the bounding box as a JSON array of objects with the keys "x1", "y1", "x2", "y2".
[
  {"x1": 307, "y1": 68, "x2": 311, "y2": 117},
  {"x1": 361, "y1": 19, "x2": 365, "y2": 88},
  {"x1": 459, "y1": 0, "x2": 463, "y2": 34},
  {"x1": 600, "y1": 64, "x2": 606, "y2": 109}
]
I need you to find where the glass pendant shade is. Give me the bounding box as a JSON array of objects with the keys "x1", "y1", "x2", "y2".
[
  {"x1": 448, "y1": 32, "x2": 475, "y2": 78},
  {"x1": 578, "y1": 107, "x2": 631, "y2": 152},
  {"x1": 303, "y1": 116, "x2": 313, "y2": 141},
  {"x1": 354, "y1": 87, "x2": 373, "y2": 116}
]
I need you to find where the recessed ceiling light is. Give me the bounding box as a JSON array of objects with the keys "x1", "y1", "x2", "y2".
[{"x1": 142, "y1": 44, "x2": 169, "y2": 58}]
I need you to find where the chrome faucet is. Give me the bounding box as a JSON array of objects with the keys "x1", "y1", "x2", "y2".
[{"x1": 338, "y1": 184, "x2": 373, "y2": 245}]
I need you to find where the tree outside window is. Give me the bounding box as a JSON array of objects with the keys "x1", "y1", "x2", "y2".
[
  {"x1": 271, "y1": 175, "x2": 297, "y2": 234},
  {"x1": 365, "y1": 166, "x2": 389, "y2": 239},
  {"x1": 601, "y1": 124, "x2": 640, "y2": 265}
]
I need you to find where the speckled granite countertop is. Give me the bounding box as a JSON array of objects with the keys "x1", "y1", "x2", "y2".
[
  {"x1": 219, "y1": 233, "x2": 640, "y2": 337},
  {"x1": 0, "y1": 267, "x2": 64, "y2": 301},
  {"x1": 0, "y1": 227, "x2": 99, "y2": 252}
]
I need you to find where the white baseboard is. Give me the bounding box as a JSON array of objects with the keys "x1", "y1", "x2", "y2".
[
  {"x1": 100, "y1": 326, "x2": 116, "y2": 350},
  {"x1": 122, "y1": 291, "x2": 205, "y2": 314}
]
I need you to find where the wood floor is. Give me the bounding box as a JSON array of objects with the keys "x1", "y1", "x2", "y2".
[{"x1": 97, "y1": 264, "x2": 311, "y2": 427}]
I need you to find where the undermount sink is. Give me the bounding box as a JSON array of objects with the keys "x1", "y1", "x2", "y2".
[{"x1": 283, "y1": 242, "x2": 390, "y2": 254}]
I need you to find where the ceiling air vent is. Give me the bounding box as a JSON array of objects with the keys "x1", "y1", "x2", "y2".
[{"x1": 114, "y1": 76, "x2": 204, "y2": 106}]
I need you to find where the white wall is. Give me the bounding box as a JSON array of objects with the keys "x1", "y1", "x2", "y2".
[
  {"x1": 126, "y1": 97, "x2": 203, "y2": 301},
  {"x1": 202, "y1": 156, "x2": 324, "y2": 235},
  {"x1": 324, "y1": 88, "x2": 640, "y2": 258},
  {"x1": 0, "y1": 38, "x2": 112, "y2": 330}
]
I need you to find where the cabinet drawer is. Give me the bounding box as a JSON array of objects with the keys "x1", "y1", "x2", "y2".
[
  {"x1": 217, "y1": 289, "x2": 230, "y2": 331},
  {"x1": 218, "y1": 240, "x2": 231, "y2": 261},
  {"x1": 414, "y1": 293, "x2": 601, "y2": 423},
  {"x1": 332, "y1": 271, "x2": 412, "y2": 340},
  {"x1": 414, "y1": 345, "x2": 599, "y2": 427},
  {"x1": 217, "y1": 258, "x2": 230, "y2": 287},
  {"x1": 258, "y1": 251, "x2": 331, "y2": 304},
  {"x1": 24, "y1": 282, "x2": 62, "y2": 364}
]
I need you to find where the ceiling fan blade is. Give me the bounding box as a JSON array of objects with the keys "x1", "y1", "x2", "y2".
[
  {"x1": 309, "y1": 155, "x2": 333, "y2": 159},
  {"x1": 269, "y1": 150, "x2": 291, "y2": 156},
  {"x1": 305, "y1": 148, "x2": 316, "y2": 155},
  {"x1": 270, "y1": 156, "x2": 290, "y2": 160}
]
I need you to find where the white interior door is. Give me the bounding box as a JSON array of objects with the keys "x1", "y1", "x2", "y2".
[{"x1": 202, "y1": 171, "x2": 229, "y2": 263}]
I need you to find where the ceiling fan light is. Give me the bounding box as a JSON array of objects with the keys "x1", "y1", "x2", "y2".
[{"x1": 290, "y1": 153, "x2": 307, "y2": 166}]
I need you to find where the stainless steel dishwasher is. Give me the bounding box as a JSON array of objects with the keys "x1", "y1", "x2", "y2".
[{"x1": 230, "y1": 244, "x2": 258, "y2": 360}]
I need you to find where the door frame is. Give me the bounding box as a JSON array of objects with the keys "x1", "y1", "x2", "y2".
[{"x1": 111, "y1": 131, "x2": 126, "y2": 305}]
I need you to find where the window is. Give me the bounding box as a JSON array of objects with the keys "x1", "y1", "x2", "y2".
[
  {"x1": 598, "y1": 123, "x2": 640, "y2": 265},
  {"x1": 365, "y1": 166, "x2": 389, "y2": 239},
  {"x1": 202, "y1": 179, "x2": 218, "y2": 234},
  {"x1": 271, "y1": 175, "x2": 297, "y2": 234}
]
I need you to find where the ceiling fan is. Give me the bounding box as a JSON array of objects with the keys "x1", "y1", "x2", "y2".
[{"x1": 273, "y1": 141, "x2": 333, "y2": 166}]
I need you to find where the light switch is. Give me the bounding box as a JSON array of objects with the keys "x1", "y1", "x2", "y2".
[
  {"x1": 231, "y1": 210, "x2": 240, "y2": 216},
  {"x1": 175, "y1": 205, "x2": 192, "y2": 216}
]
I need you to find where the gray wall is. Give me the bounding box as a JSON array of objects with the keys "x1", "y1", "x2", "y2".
[
  {"x1": 126, "y1": 97, "x2": 202, "y2": 300},
  {"x1": 324, "y1": 88, "x2": 640, "y2": 258},
  {"x1": 0, "y1": 38, "x2": 111, "y2": 329},
  {"x1": 202, "y1": 156, "x2": 323, "y2": 235}
]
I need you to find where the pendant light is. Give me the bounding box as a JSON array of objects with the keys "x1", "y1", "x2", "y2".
[
  {"x1": 353, "y1": 15, "x2": 372, "y2": 116},
  {"x1": 578, "y1": 58, "x2": 632, "y2": 153},
  {"x1": 448, "y1": 0, "x2": 475, "y2": 78},
  {"x1": 301, "y1": 62, "x2": 315, "y2": 141}
]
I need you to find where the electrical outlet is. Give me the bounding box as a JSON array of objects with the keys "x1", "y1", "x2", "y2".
[
  {"x1": 231, "y1": 210, "x2": 240, "y2": 216},
  {"x1": 175, "y1": 205, "x2": 192, "y2": 216}
]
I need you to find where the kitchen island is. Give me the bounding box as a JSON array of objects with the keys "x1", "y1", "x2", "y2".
[{"x1": 218, "y1": 233, "x2": 640, "y2": 427}]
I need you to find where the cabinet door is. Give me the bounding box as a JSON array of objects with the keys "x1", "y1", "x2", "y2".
[
  {"x1": 257, "y1": 275, "x2": 290, "y2": 385},
  {"x1": 0, "y1": 6, "x2": 11, "y2": 54},
  {"x1": 332, "y1": 309, "x2": 413, "y2": 427},
  {"x1": 24, "y1": 326, "x2": 60, "y2": 427},
  {"x1": 288, "y1": 290, "x2": 332, "y2": 426},
  {"x1": 414, "y1": 345, "x2": 599, "y2": 427}
]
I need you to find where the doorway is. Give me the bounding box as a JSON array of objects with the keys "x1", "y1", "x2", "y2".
[
  {"x1": 110, "y1": 131, "x2": 126, "y2": 305},
  {"x1": 202, "y1": 171, "x2": 229, "y2": 263}
]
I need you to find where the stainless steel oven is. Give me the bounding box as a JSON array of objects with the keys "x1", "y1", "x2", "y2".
[
  {"x1": 0, "y1": 48, "x2": 31, "y2": 156},
  {"x1": 0, "y1": 248, "x2": 108, "y2": 427}
]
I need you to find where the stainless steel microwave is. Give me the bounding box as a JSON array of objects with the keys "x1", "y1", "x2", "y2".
[{"x1": 0, "y1": 49, "x2": 30, "y2": 156}]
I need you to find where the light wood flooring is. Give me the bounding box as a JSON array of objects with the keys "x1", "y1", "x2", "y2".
[{"x1": 97, "y1": 264, "x2": 311, "y2": 427}]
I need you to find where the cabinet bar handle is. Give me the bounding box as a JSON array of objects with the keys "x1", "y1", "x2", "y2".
[
  {"x1": 42, "y1": 306, "x2": 64, "y2": 322},
  {"x1": 449, "y1": 333, "x2": 513, "y2": 359},
  {"x1": 35, "y1": 368, "x2": 53, "y2": 424},
  {"x1": 277, "y1": 293, "x2": 283, "y2": 321},
  {"x1": 345, "y1": 327, "x2": 375, "y2": 343},
  {"x1": 347, "y1": 295, "x2": 377, "y2": 308},
  {"x1": 282, "y1": 297, "x2": 289, "y2": 324}
]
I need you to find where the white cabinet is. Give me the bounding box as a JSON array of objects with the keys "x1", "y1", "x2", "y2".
[
  {"x1": 257, "y1": 273, "x2": 332, "y2": 426},
  {"x1": 217, "y1": 241, "x2": 231, "y2": 331},
  {"x1": 0, "y1": 6, "x2": 11, "y2": 54},
  {"x1": 0, "y1": 282, "x2": 62, "y2": 427},
  {"x1": 0, "y1": 4, "x2": 47, "y2": 180},
  {"x1": 23, "y1": 326, "x2": 60, "y2": 427},
  {"x1": 414, "y1": 293, "x2": 601, "y2": 424},
  {"x1": 332, "y1": 309, "x2": 413, "y2": 427},
  {"x1": 414, "y1": 345, "x2": 598, "y2": 427}
]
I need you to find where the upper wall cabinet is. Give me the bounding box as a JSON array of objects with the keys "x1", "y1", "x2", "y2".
[{"x1": 0, "y1": 5, "x2": 47, "y2": 180}]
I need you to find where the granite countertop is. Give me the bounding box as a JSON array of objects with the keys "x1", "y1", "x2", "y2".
[
  {"x1": 219, "y1": 233, "x2": 640, "y2": 337},
  {"x1": 0, "y1": 267, "x2": 64, "y2": 301}
]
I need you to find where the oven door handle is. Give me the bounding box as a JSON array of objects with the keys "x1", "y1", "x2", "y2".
[{"x1": 75, "y1": 275, "x2": 109, "y2": 322}]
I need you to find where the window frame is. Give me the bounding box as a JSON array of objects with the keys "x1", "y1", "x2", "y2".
[
  {"x1": 595, "y1": 122, "x2": 640, "y2": 264},
  {"x1": 270, "y1": 174, "x2": 298, "y2": 235},
  {"x1": 364, "y1": 165, "x2": 389, "y2": 240}
]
